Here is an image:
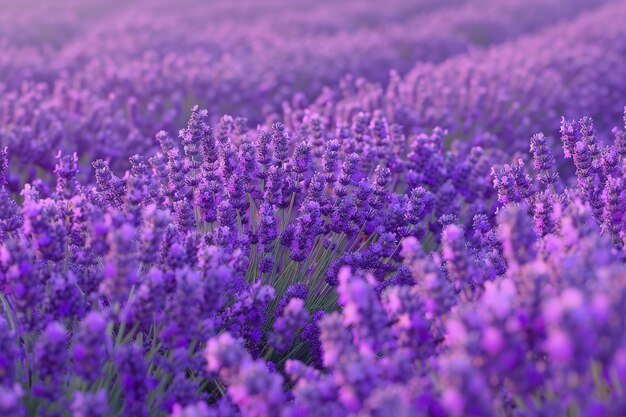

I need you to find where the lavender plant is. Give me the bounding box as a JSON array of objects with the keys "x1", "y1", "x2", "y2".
[{"x1": 1, "y1": 1, "x2": 626, "y2": 416}]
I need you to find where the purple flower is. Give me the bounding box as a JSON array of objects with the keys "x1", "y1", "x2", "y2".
[
  {"x1": 272, "y1": 123, "x2": 289, "y2": 164},
  {"x1": 72, "y1": 311, "x2": 109, "y2": 384},
  {"x1": 270, "y1": 298, "x2": 309, "y2": 352},
  {"x1": 71, "y1": 390, "x2": 109, "y2": 417},
  {"x1": 322, "y1": 140, "x2": 341, "y2": 184},
  {"x1": 54, "y1": 151, "x2": 80, "y2": 199},
  {"x1": 115, "y1": 344, "x2": 151, "y2": 417},
  {"x1": 0, "y1": 384, "x2": 24, "y2": 417},
  {"x1": 491, "y1": 159, "x2": 534, "y2": 205},
  {"x1": 0, "y1": 147, "x2": 8, "y2": 188},
  {"x1": 33, "y1": 321, "x2": 67, "y2": 401},
  {"x1": 301, "y1": 311, "x2": 326, "y2": 369},
  {"x1": 221, "y1": 281, "x2": 275, "y2": 357},
  {"x1": 0, "y1": 188, "x2": 22, "y2": 240},
  {"x1": 0, "y1": 318, "x2": 18, "y2": 388},
  {"x1": 92, "y1": 159, "x2": 124, "y2": 207},
  {"x1": 275, "y1": 283, "x2": 308, "y2": 318},
  {"x1": 337, "y1": 267, "x2": 393, "y2": 356},
  {"x1": 404, "y1": 186, "x2": 433, "y2": 225}
]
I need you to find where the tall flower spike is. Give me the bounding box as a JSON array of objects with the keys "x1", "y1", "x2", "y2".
[
  {"x1": 322, "y1": 140, "x2": 341, "y2": 184},
  {"x1": 491, "y1": 159, "x2": 534, "y2": 205},
  {"x1": 572, "y1": 126, "x2": 605, "y2": 222},
  {"x1": 256, "y1": 130, "x2": 273, "y2": 170},
  {"x1": 272, "y1": 122, "x2": 289, "y2": 164},
  {"x1": 0, "y1": 187, "x2": 23, "y2": 239},
  {"x1": 115, "y1": 344, "x2": 151, "y2": 417},
  {"x1": 337, "y1": 267, "x2": 393, "y2": 356},
  {"x1": 275, "y1": 283, "x2": 308, "y2": 317},
  {"x1": 257, "y1": 202, "x2": 278, "y2": 247},
  {"x1": 72, "y1": 311, "x2": 109, "y2": 384},
  {"x1": 602, "y1": 176, "x2": 625, "y2": 249},
  {"x1": 0, "y1": 146, "x2": 7, "y2": 188},
  {"x1": 54, "y1": 151, "x2": 80, "y2": 199},
  {"x1": 560, "y1": 118, "x2": 578, "y2": 159},
  {"x1": 270, "y1": 298, "x2": 309, "y2": 352},
  {"x1": 33, "y1": 321, "x2": 67, "y2": 401},
  {"x1": 99, "y1": 214, "x2": 138, "y2": 302},
  {"x1": 301, "y1": 311, "x2": 325, "y2": 369},
  {"x1": 530, "y1": 133, "x2": 558, "y2": 186},
  {"x1": 92, "y1": 159, "x2": 124, "y2": 207},
  {"x1": 531, "y1": 190, "x2": 557, "y2": 237},
  {"x1": 181, "y1": 106, "x2": 207, "y2": 163},
  {"x1": 290, "y1": 201, "x2": 323, "y2": 262},
  {"x1": 442, "y1": 224, "x2": 474, "y2": 292}
]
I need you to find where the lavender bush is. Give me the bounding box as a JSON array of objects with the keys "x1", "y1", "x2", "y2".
[{"x1": 1, "y1": 1, "x2": 626, "y2": 416}]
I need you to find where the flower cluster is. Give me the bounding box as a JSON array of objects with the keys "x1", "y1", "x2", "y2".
[{"x1": 0, "y1": 1, "x2": 625, "y2": 416}]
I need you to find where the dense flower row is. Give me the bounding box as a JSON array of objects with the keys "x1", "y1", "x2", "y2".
[
  {"x1": 0, "y1": 0, "x2": 612, "y2": 176},
  {"x1": 1, "y1": 103, "x2": 626, "y2": 416},
  {"x1": 315, "y1": 0, "x2": 626, "y2": 149}
]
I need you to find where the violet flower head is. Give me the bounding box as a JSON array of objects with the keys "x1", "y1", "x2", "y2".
[
  {"x1": 270, "y1": 298, "x2": 309, "y2": 352},
  {"x1": 529, "y1": 133, "x2": 558, "y2": 185},
  {"x1": 338, "y1": 153, "x2": 360, "y2": 188},
  {"x1": 291, "y1": 140, "x2": 312, "y2": 180},
  {"x1": 405, "y1": 186, "x2": 433, "y2": 225},
  {"x1": 275, "y1": 283, "x2": 309, "y2": 317},
  {"x1": 272, "y1": 122, "x2": 289, "y2": 164},
  {"x1": 322, "y1": 139, "x2": 341, "y2": 184},
  {"x1": 162, "y1": 267, "x2": 207, "y2": 349},
  {"x1": 71, "y1": 311, "x2": 109, "y2": 384},
  {"x1": 54, "y1": 151, "x2": 80, "y2": 199},
  {"x1": 227, "y1": 359, "x2": 285, "y2": 417},
  {"x1": 44, "y1": 270, "x2": 85, "y2": 322},
  {"x1": 442, "y1": 224, "x2": 475, "y2": 292},
  {"x1": 381, "y1": 286, "x2": 434, "y2": 360},
  {"x1": 205, "y1": 332, "x2": 249, "y2": 380},
  {"x1": 301, "y1": 310, "x2": 326, "y2": 369},
  {"x1": 290, "y1": 200, "x2": 323, "y2": 262},
  {"x1": 531, "y1": 190, "x2": 557, "y2": 237},
  {"x1": 92, "y1": 159, "x2": 124, "y2": 207},
  {"x1": 0, "y1": 147, "x2": 7, "y2": 188},
  {"x1": 33, "y1": 321, "x2": 68, "y2": 401},
  {"x1": 602, "y1": 175, "x2": 625, "y2": 248},
  {"x1": 256, "y1": 130, "x2": 273, "y2": 168},
  {"x1": 0, "y1": 188, "x2": 22, "y2": 239},
  {"x1": 221, "y1": 281, "x2": 275, "y2": 356},
  {"x1": 560, "y1": 117, "x2": 578, "y2": 159},
  {"x1": 491, "y1": 159, "x2": 534, "y2": 205},
  {"x1": 115, "y1": 343, "x2": 151, "y2": 417},
  {"x1": 337, "y1": 267, "x2": 393, "y2": 356},
  {"x1": 0, "y1": 384, "x2": 24, "y2": 417},
  {"x1": 71, "y1": 390, "x2": 109, "y2": 417},
  {"x1": 257, "y1": 202, "x2": 278, "y2": 247}
]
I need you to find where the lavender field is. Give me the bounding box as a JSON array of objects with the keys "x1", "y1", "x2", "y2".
[{"x1": 1, "y1": 0, "x2": 626, "y2": 416}]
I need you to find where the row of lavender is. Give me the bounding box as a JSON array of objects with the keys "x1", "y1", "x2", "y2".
[
  {"x1": 309, "y1": 0, "x2": 626, "y2": 146},
  {"x1": 0, "y1": 0, "x2": 612, "y2": 176},
  {"x1": 1, "y1": 1, "x2": 626, "y2": 417},
  {"x1": 1, "y1": 101, "x2": 626, "y2": 416}
]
